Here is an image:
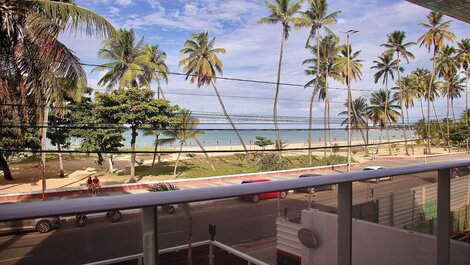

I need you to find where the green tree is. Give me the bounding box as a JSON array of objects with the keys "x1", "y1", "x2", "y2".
[
  {"x1": 393, "y1": 75, "x2": 416, "y2": 154},
  {"x1": 441, "y1": 74, "x2": 465, "y2": 121},
  {"x1": 95, "y1": 87, "x2": 180, "y2": 182},
  {"x1": 46, "y1": 111, "x2": 72, "y2": 178},
  {"x1": 366, "y1": 89, "x2": 400, "y2": 154},
  {"x1": 69, "y1": 90, "x2": 125, "y2": 172},
  {"x1": 254, "y1": 136, "x2": 274, "y2": 152},
  {"x1": 456, "y1": 39, "x2": 470, "y2": 150},
  {"x1": 301, "y1": 0, "x2": 340, "y2": 162},
  {"x1": 418, "y1": 10, "x2": 455, "y2": 153},
  {"x1": 370, "y1": 53, "x2": 402, "y2": 155},
  {"x1": 382, "y1": 30, "x2": 416, "y2": 155},
  {"x1": 179, "y1": 32, "x2": 248, "y2": 154},
  {"x1": 339, "y1": 96, "x2": 369, "y2": 154},
  {"x1": 163, "y1": 110, "x2": 214, "y2": 178},
  {"x1": 258, "y1": 0, "x2": 304, "y2": 152}
]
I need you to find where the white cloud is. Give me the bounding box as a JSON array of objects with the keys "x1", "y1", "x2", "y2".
[
  {"x1": 116, "y1": 0, "x2": 134, "y2": 6},
  {"x1": 109, "y1": 6, "x2": 120, "y2": 14}
]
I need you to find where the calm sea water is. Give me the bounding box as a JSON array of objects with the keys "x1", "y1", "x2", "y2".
[{"x1": 123, "y1": 129, "x2": 408, "y2": 148}]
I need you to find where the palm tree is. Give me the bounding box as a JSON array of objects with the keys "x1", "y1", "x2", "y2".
[
  {"x1": 443, "y1": 74, "x2": 465, "y2": 121},
  {"x1": 410, "y1": 68, "x2": 431, "y2": 122},
  {"x1": 418, "y1": 10, "x2": 456, "y2": 153},
  {"x1": 164, "y1": 110, "x2": 214, "y2": 178},
  {"x1": 94, "y1": 29, "x2": 149, "y2": 90},
  {"x1": 179, "y1": 32, "x2": 248, "y2": 153},
  {"x1": 337, "y1": 44, "x2": 367, "y2": 154},
  {"x1": 303, "y1": 35, "x2": 341, "y2": 157},
  {"x1": 366, "y1": 89, "x2": 401, "y2": 154},
  {"x1": 302, "y1": 0, "x2": 340, "y2": 162},
  {"x1": 393, "y1": 76, "x2": 415, "y2": 154},
  {"x1": 436, "y1": 45, "x2": 459, "y2": 151},
  {"x1": 339, "y1": 96, "x2": 369, "y2": 154},
  {"x1": 371, "y1": 53, "x2": 402, "y2": 155},
  {"x1": 140, "y1": 44, "x2": 169, "y2": 165},
  {"x1": 456, "y1": 39, "x2": 470, "y2": 150},
  {"x1": 258, "y1": 0, "x2": 304, "y2": 153},
  {"x1": 382, "y1": 30, "x2": 416, "y2": 156}
]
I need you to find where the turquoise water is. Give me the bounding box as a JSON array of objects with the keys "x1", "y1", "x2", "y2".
[{"x1": 125, "y1": 129, "x2": 407, "y2": 148}]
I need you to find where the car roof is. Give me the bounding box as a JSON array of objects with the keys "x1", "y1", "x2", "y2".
[
  {"x1": 363, "y1": 166, "x2": 384, "y2": 170},
  {"x1": 241, "y1": 179, "x2": 270, "y2": 184},
  {"x1": 299, "y1": 174, "x2": 322, "y2": 178}
]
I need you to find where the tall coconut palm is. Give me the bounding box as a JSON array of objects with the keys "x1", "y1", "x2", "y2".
[
  {"x1": 418, "y1": 10, "x2": 455, "y2": 153},
  {"x1": 140, "y1": 44, "x2": 169, "y2": 165},
  {"x1": 301, "y1": 0, "x2": 340, "y2": 162},
  {"x1": 366, "y1": 89, "x2": 401, "y2": 154},
  {"x1": 371, "y1": 53, "x2": 402, "y2": 155},
  {"x1": 441, "y1": 74, "x2": 465, "y2": 121},
  {"x1": 337, "y1": 44, "x2": 367, "y2": 154},
  {"x1": 393, "y1": 76, "x2": 415, "y2": 154},
  {"x1": 303, "y1": 35, "x2": 341, "y2": 157},
  {"x1": 179, "y1": 32, "x2": 248, "y2": 153},
  {"x1": 382, "y1": 30, "x2": 416, "y2": 156},
  {"x1": 410, "y1": 69, "x2": 429, "y2": 122},
  {"x1": 93, "y1": 29, "x2": 149, "y2": 90},
  {"x1": 456, "y1": 39, "x2": 470, "y2": 150},
  {"x1": 436, "y1": 45, "x2": 459, "y2": 151},
  {"x1": 339, "y1": 96, "x2": 369, "y2": 153},
  {"x1": 258, "y1": 0, "x2": 304, "y2": 154}
]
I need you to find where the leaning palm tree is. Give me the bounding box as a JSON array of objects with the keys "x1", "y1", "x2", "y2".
[
  {"x1": 418, "y1": 10, "x2": 456, "y2": 153},
  {"x1": 442, "y1": 74, "x2": 465, "y2": 121},
  {"x1": 366, "y1": 89, "x2": 401, "y2": 154},
  {"x1": 371, "y1": 53, "x2": 402, "y2": 155},
  {"x1": 258, "y1": 0, "x2": 304, "y2": 153},
  {"x1": 339, "y1": 96, "x2": 369, "y2": 154},
  {"x1": 436, "y1": 45, "x2": 459, "y2": 152},
  {"x1": 179, "y1": 32, "x2": 248, "y2": 153},
  {"x1": 382, "y1": 30, "x2": 416, "y2": 156},
  {"x1": 456, "y1": 39, "x2": 470, "y2": 150},
  {"x1": 164, "y1": 110, "x2": 214, "y2": 178},
  {"x1": 410, "y1": 69, "x2": 428, "y2": 122},
  {"x1": 301, "y1": 0, "x2": 340, "y2": 162},
  {"x1": 304, "y1": 35, "x2": 342, "y2": 157},
  {"x1": 94, "y1": 29, "x2": 148, "y2": 90},
  {"x1": 0, "y1": 0, "x2": 114, "y2": 185}
]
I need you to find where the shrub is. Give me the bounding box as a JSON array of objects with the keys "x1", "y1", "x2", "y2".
[{"x1": 258, "y1": 153, "x2": 289, "y2": 171}]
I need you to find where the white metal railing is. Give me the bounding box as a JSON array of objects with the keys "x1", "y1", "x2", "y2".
[{"x1": 1, "y1": 160, "x2": 469, "y2": 265}]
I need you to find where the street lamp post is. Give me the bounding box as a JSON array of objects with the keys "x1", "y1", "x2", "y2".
[{"x1": 341, "y1": 30, "x2": 358, "y2": 173}]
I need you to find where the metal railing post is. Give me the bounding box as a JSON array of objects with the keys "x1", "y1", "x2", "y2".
[
  {"x1": 437, "y1": 169, "x2": 451, "y2": 265},
  {"x1": 338, "y1": 182, "x2": 352, "y2": 265},
  {"x1": 142, "y1": 206, "x2": 158, "y2": 265}
]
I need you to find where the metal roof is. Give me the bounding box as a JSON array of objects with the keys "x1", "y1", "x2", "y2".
[{"x1": 407, "y1": 0, "x2": 470, "y2": 23}]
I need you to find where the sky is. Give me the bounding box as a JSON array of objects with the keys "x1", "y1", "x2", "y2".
[{"x1": 63, "y1": 0, "x2": 470, "y2": 129}]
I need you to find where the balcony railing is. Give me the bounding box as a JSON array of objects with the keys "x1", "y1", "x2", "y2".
[{"x1": 1, "y1": 159, "x2": 469, "y2": 265}]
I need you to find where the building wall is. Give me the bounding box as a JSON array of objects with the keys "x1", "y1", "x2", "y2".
[{"x1": 301, "y1": 210, "x2": 470, "y2": 265}]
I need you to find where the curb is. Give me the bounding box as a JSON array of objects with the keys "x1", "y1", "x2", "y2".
[{"x1": 0, "y1": 163, "x2": 354, "y2": 203}]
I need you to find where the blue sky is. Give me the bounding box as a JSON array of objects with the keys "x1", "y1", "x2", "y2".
[{"x1": 64, "y1": 0, "x2": 470, "y2": 128}]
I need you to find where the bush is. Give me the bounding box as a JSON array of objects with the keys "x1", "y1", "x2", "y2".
[
  {"x1": 331, "y1": 144, "x2": 340, "y2": 154},
  {"x1": 258, "y1": 153, "x2": 289, "y2": 171}
]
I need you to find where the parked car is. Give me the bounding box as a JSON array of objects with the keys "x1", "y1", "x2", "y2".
[
  {"x1": 296, "y1": 174, "x2": 336, "y2": 193},
  {"x1": 241, "y1": 179, "x2": 287, "y2": 203},
  {"x1": 0, "y1": 217, "x2": 60, "y2": 234},
  {"x1": 362, "y1": 166, "x2": 392, "y2": 182}
]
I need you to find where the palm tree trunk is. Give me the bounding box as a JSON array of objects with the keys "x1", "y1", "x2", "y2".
[
  {"x1": 173, "y1": 141, "x2": 184, "y2": 178},
  {"x1": 397, "y1": 52, "x2": 409, "y2": 155},
  {"x1": 130, "y1": 127, "x2": 138, "y2": 182},
  {"x1": 419, "y1": 99, "x2": 425, "y2": 122},
  {"x1": 377, "y1": 127, "x2": 384, "y2": 154},
  {"x1": 195, "y1": 138, "x2": 215, "y2": 171},
  {"x1": 41, "y1": 107, "x2": 49, "y2": 198},
  {"x1": 325, "y1": 70, "x2": 330, "y2": 156},
  {"x1": 308, "y1": 89, "x2": 314, "y2": 165},
  {"x1": 431, "y1": 100, "x2": 446, "y2": 147},
  {"x1": 385, "y1": 77, "x2": 391, "y2": 156},
  {"x1": 157, "y1": 79, "x2": 166, "y2": 100},
  {"x1": 273, "y1": 31, "x2": 286, "y2": 155},
  {"x1": 152, "y1": 132, "x2": 160, "y2": 167},
  {"x1": 426, "y1": 51, "x2": 437, "y2": 154},
  {"x1": 107, "y1": 154, "x2": 114, "y2": 173},
  {"x1": 57, "y1": 142, "x2": 64, "y2": 177},
  {"x1": 406, "y1": 107, "x2": 414, "y2": 155},
  {"x1": 466, "y1": 72, "x2": 469, "y2": 152},
  {"x1": 211, "y1": 81, "x2": 248, "y2": 152},
  {"x1": 0, "y1": 152, "x2": 13, "y2": 180},
  {"x1": 446, "y1": 83, "x2": 451, "y2": 153},
  {"x1": 451, "y1": 98, "x2": 456, "y2": 122}
]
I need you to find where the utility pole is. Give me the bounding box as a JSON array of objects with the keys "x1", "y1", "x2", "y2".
[{"x1": 341, "y1": 30, "x2": 358, "y2": 173}]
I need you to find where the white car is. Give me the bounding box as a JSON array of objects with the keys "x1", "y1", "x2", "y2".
[{"x1": 363, "y1": 166, "x2": 392, "y2": 182}]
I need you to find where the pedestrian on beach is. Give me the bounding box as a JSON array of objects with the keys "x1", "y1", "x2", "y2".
[
  {"x1": 92, "y1": 176, "x2": 101, "y2": 194},
  {"x1": 87, "y1": 177, "x2": 93, "y2": 195}
]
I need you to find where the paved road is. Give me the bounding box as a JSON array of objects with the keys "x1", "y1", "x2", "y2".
[{"x1": 0, "y1": 155, "x2": 468, "y2": 264}]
